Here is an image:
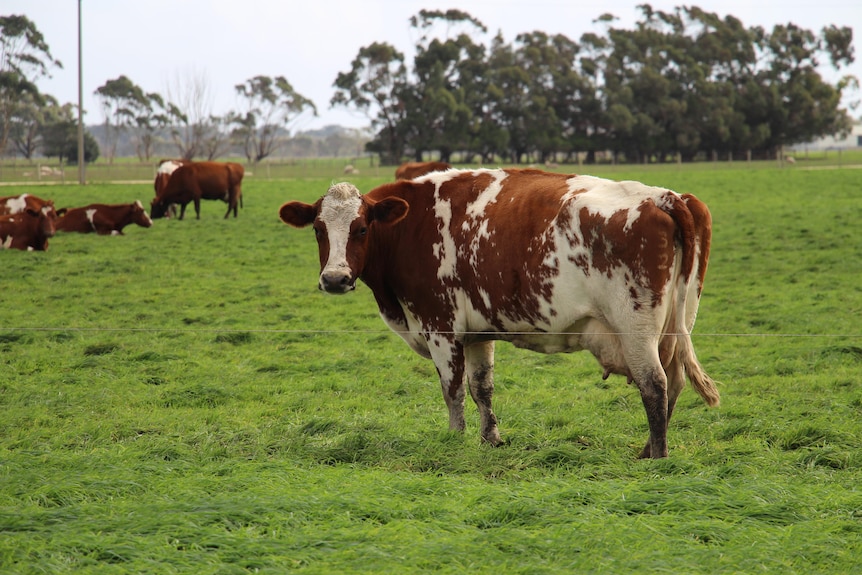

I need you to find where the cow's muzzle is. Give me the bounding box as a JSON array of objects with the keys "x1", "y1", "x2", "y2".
[{"x1": 319, "y1": 269, "x2": 355, "y2": 294}]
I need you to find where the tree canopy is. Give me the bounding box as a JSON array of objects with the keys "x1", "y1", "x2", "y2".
[
  {"x1": 1, "y1": 6, "x2": 857, "y2": 164},
  {"x1": 332, "y1": 5, "x2": 857, "y2": 164}
]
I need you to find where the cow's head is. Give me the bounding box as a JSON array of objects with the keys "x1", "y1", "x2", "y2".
[
  {"x1": 35, "y1": 205, "x2": 58, "y2": 238},
  {"x1": 133, "y1": 200, "x2": 154, "y2": 227},
  {"x1": 150, "y1": 198, "x2": 168, "y2": 219},
  {"x1": 279, "y1": 182, "x2": 408, "y2": 294},
  {"x1": 20, "y1": 204, "x2": 58, "y2": 250}
]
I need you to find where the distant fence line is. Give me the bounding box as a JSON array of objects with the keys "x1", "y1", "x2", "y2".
[
  {"x1": 0, "y1": 157, "x2": 390, "y2": 185},
  {"x1": 1, "y1": 148, "x2": 861, "y2": 185}
]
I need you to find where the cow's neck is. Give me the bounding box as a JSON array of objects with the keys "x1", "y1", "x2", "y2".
[{"x1": 362, "y1": 223, "x2": 409, "y2": 328}]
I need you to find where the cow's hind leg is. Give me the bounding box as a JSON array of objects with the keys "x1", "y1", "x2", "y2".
[
  {"x1": 621, "y1": 335, "x2": 669, "y2": 459},
  {"x1": 466, "y1": 341, "x2": 502, "y2": 446},
  {"x1": 635, "y1": 367, "x2": 669, "y2": 459},
  {"x1": 638, "y1": 351, "x2": 685, "y2": 458}
]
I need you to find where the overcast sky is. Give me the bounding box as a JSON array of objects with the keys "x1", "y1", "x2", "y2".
[{"x1": 7, "y1": 0, "x2": 861, "y2": 132}]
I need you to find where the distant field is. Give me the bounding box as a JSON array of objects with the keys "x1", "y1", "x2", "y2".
[
  {"x1": 1, "y1": 167, "x2": 861, "y2": 573},
  {"x1": 2, "y1": 147, "x2": 862, "y2": 185}
]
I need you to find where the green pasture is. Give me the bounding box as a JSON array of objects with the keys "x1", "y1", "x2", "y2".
[{"x1": 1, "y1": 166, "x2": 861, "y2": 573}]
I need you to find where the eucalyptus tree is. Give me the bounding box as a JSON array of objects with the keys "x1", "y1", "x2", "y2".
[
  {"x1": 331, "y1": 42, "x2": 410, "y2": 164},
  {"x1": 485, "y1": 34, "x2": 538, "y2": 163},
  {"x1": 131, "y1": 92, "x2": 172, "y2": 161},
  {"x1": 163, "y1": 69, "x2": 223, "y2": 161},
  {"x1": 41, "y1": 102, "x2": 99, "y2": 164},
  {"x1": 0, "y1": 14, "x2": 62, "y2": 158},
  {"x1": 6, "y1": 91, "x2": 53, "y2": 159},
  {"x1": 406, "y1": 9, "x2": 485, "y2": 162},
  {"x1": 232, "y1": 75, "x2": 317, "y2": 163},
  {"x1": 601, "y1": 5, "x2": 697, "y2": 163},
  {"x1": 753, "y1": 22, "x2": 855, "y2": 155},
  {"x1": 513, "y1": 31, "x2": 599, "y2": 163},
  {"x1": 94, "y1": 75, "x2": 150, "y2": 163}
]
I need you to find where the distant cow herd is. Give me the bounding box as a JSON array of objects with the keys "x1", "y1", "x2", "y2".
[
  {"x1": 0, "y1": 159, "x2": 439, "y2": 252},
  {"x1": 0, "y1": 159, "x2": 247, "y2": 252}
]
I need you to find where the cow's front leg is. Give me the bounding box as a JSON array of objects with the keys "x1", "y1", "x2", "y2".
[
  {"x1": 466, "y1": 341, "x2": 502, "y2": 446},
  {"x1": 427, "y1": 333, "x2": 467, "y2": 434},
  {"x1": 194, "y1": 198, "x2": 202, "y2": 220}
]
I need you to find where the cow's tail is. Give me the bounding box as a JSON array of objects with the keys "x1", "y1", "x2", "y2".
[
  {"x1": 663, "y1": 193, "x2": 720, "y2": 407},
  {"x1": 676, "y1": 316, "x2": 720, "y2": 407}
]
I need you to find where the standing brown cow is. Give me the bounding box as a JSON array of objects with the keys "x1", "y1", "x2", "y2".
[
  {"x1": 151, "y1": 161, "x2": 244, "y2": 220},
  {"x1": 394, "y1": 161, "x2": 451, "y2": 180},
  {"x1": 153, "y1": 159, "x2": 189, "y2": 218}
]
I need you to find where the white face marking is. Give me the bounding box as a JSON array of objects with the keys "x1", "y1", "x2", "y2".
[
  {"x1": 318, "y1": 183, "x2": 362, "y2": 277},
  {"x1": 134, "y1": 200, "x2": 153, "y2": 226}
]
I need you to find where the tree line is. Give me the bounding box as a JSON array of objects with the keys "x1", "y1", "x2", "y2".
[
  {"x1": 0, "y1": 15, "x2": 320, "y2": 165},
  {"x1": 332, "y1": 6, "x2": 857, "y2": 164},
  {"x1": 1, "y1": 6, "x2": 857, "y2": 166}
]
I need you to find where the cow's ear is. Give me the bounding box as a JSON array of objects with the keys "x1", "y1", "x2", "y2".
[
  {"x1": 56, "y1": 208, "x2": 67, "y2": 216},
  {"x1": 370, "y1": 197, "x2": 409, "y2": 226},
  {"x1": 279, "y1": 201, "x2": 318, "y2": 228},
  {"x1": 25, "y1": 208, "x2": 39, "y2": 217}
]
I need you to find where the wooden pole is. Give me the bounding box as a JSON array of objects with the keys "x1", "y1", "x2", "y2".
[{"x1": 77, "y1": 0, "x2": 85, "y2": 184}]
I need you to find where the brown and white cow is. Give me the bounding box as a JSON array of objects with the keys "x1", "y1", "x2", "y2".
[
  {"x1": 56, "y1": 201, "x2": 153, "y2": 235},
  {"x1": 0, "y1": 193, "x2": 55, "y2": 216},
  {"x1": 154, "y1": 159, "x2": 189, "y2": 218},
  {"x1": 154, "y1": 159, "x2": 188, "y2": 195},
  {"x1": 278, "y1": 168, "x2": 719, "y2": 458},
  {"x1": 0, "y1": 204, "x2": 58, "y2": 251},
  {"x1": 151, "y1": 161, "x2": 244, "y2": 220},
  {"x1": 395, "y1": 161, "x2": 451, "y2": 180}
]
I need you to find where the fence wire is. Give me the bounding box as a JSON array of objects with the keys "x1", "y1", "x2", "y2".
[{"x1": 1, "y1": 326, "x2": 860, "y2": 339}]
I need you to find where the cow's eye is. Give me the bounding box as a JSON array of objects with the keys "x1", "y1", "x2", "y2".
[
  {"x1": 357, "y1": 226, "x2": 368, "y2": 237},
  {"x1": 313, "y1": 227, "x2": 323, "y2": 239}
]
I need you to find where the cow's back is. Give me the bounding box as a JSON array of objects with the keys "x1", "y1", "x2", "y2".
[
  {"x1": 0, "y1": 194, "x2": 53, "y2": 216},
  {"x1": 395, "y1": 161, "x2": 451, "y2": 180}
]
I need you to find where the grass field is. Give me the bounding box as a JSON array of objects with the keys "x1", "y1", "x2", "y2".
[{"x1": 1, "y1": 166, "x2": 861, "y2": 573}]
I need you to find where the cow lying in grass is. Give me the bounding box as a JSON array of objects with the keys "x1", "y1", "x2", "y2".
[
  {"x1": 56, "y1": 201, "x2": 153, "y2": 235},
  {"x1": 0, "y1": 204, "x2": 58, "y2": 251}
]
